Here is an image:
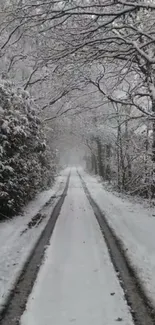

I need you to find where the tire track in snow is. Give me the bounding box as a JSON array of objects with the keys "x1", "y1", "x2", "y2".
[
  {"x1": 78, "y1": 171, "x2": 155, "y2": 325},
  {"x1": 0, "y1": 173, "x2": 70, "y2": 325}
]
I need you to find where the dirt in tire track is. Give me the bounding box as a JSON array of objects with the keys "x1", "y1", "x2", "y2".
[
  {"x1": 0, "y1": 173, "x2": 70, "y2": 325},
  {"x1": 78, "y1": 171, "x2": 155, "y2": 325}
]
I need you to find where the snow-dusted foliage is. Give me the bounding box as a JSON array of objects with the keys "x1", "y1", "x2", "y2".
[{"x1": 0, "y1": 79, "x2": 54, "y2": 218}]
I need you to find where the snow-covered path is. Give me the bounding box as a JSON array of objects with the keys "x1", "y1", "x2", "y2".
[
  {"x1": 21, "y1": 171, "x2": 133, "y2": 325},
  {"x1": 0, "y1": 170, "x2": 67, "y2": 311}
]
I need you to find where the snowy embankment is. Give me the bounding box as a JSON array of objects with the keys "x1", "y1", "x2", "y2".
[
  {"x1": 0, "y1": 170, "x2": 68, "y2": 312},
  {"x1": 21, "y1": 173, "x2": 133, "y2": 325},
  {"x1": 81, "y1": 170, "x2": 155, "y2": 307}
]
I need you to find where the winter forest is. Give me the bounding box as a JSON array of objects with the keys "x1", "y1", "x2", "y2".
[{"x1": 1, "y1": 0, "x2": 155, "y2": 218}]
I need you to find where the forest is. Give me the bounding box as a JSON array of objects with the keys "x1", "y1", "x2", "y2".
[{"x1": 1, "y1": 0, "x2": 155, "y2": 217}]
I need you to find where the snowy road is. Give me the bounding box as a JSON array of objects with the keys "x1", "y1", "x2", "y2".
[{"x1": 21, "y1": 170, "x2": 133, "y2": 325}]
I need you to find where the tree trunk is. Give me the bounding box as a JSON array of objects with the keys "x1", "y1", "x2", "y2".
[
  {"x1": 94, "y1": 154, "x2": 98, "y2": 175},
  {"x1": 91, "y1": 153, "x2": 97, "y2": 174},
  {"x1": 125, "y1": 119, "x2": 132, "y2": 189},
  {"x1": 105, "y1": 144, "x2": 111, "y2": 183},
  {"x1": 116, "y1": 114, "x2": 124, "y2": 191},
  {"x1": 96, "y1": 138, "x2": 104, "y2": 178}
]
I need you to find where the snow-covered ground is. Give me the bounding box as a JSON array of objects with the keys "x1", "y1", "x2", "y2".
[
  {"x1": 81, "y1": 170, "x2": 155, "y2": 307},
  {"x1": 0, "y1": 170, "x2": 68, "y2": 312},
  {"x1": 21, "y1": 172, "x2": 133, "y2": 325}
]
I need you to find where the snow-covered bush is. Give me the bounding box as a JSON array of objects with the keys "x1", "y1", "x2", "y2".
[{"x1": 0, "y1": 79, "x2": 54, "y2": 218}]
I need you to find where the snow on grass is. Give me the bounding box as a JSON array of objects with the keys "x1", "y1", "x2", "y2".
[
  {"x1": 0, "y1": 170, "x2": 68, "y2": 312},
  {"x1": 81, "y1": 170, "x2": 155, "y2": 307},
  {"x1": 21, "y1": 173, "x2": 133, "y2": 325}
]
